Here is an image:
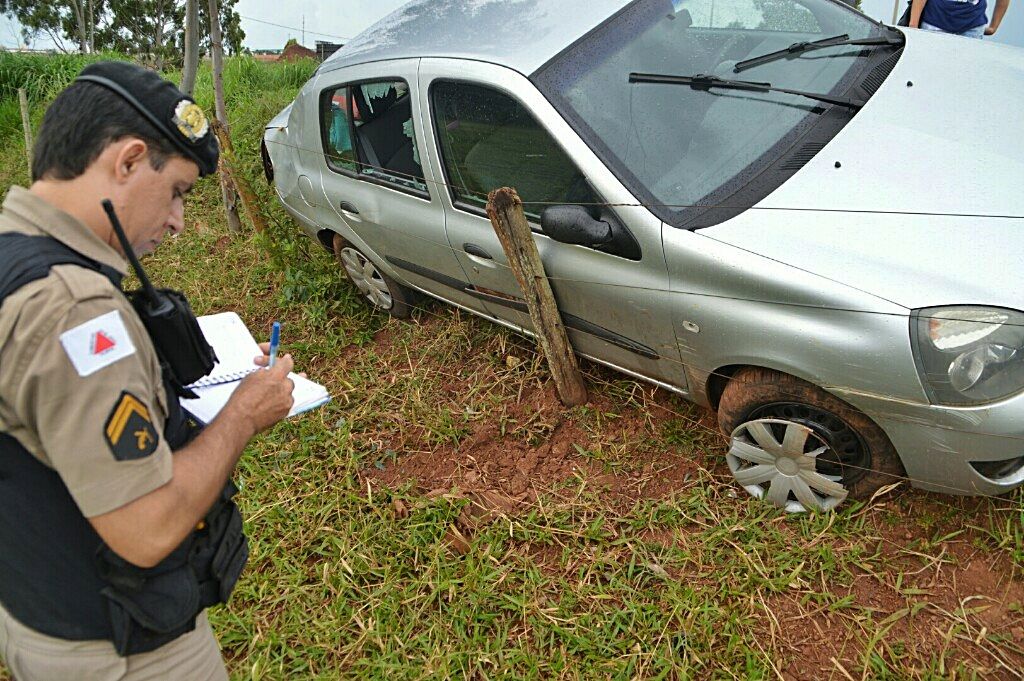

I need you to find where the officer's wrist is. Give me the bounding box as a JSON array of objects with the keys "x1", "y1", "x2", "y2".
[{"x1": 217, "y1": 403, "x2": 258, "y2": 442}]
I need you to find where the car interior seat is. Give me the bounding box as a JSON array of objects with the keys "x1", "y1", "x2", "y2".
[{"x1": 354, "y1": 93, "x2": 424, "y2": 181}]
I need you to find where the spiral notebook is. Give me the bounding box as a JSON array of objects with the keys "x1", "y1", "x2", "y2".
[
  {"x1": 181, "y1": 312, "x2": 330, "y2": 425},
  {"x1": 188, "y1": 312, "x2": 263, "y2": 388}
]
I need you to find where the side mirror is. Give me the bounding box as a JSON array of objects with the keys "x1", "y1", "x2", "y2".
[{"x1": 540, "y1": 205, "x2": 613, "y2": 247}]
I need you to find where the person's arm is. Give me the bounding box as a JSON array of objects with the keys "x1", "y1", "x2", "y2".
[
  {"x1": 986, "y1": 0, "x2": 1009, "y2": 33},
  {"x1": 909, "y1": 0, "x2": 929, "y2": 27},
  {"x1": 89, "y1": 354, "x2": 295, "y2": 567}
]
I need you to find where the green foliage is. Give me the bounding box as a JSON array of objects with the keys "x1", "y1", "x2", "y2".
[
  {"x1": 100, "y1": 0, "x2": 184, "y2": 68},
  {"x1": 0, "y1": 0, "x2": 245, "y2": 59},
  {"x1": 0, "y1": 0, "x2": 105, "y2": 52}
]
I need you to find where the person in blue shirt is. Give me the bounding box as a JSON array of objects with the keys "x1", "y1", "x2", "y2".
[{"x1": 909, "y1": 0, "x2": 1010, "y2": 37}]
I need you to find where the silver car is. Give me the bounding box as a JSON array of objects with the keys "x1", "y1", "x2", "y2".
[{"x1": 263, "y1": 0, "x2": 1024, "y2": 511}]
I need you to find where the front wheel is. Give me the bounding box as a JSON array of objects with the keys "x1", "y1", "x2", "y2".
[{"x1": 717, "y1": 367, "x2": 905, "y2": 512}]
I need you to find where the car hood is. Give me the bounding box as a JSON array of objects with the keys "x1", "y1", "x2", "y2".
[{"x1": 702, "y1": 29, "x2": 1024, "y2": 311}]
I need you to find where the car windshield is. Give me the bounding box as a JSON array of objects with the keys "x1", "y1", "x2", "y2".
[{"x1": 533, "y1": 0, "x2": 886, "y2": 226}]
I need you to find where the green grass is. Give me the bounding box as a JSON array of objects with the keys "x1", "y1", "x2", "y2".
[{"x1": 1, "y1": 55, "x2": 1023, "y2": 680}]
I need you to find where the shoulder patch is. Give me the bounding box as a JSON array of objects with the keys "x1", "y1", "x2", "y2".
[
  {"x1": 59, "y1": 309, "x2": 136, "y2": 376},
  {"x1": 105, "y1": 391, "x2": 159, "y2": 461}
]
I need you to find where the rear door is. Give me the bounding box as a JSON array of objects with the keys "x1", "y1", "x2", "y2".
[{"x1": 313, "y1": 60, "x2": 488, "y2": 314}]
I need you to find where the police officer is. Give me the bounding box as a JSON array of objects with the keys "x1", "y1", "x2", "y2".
[{"x1": 0, "y1": 62, "x2": 295, "y2": 679}]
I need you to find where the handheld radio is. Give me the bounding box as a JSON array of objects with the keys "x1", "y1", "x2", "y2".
[{"x1": 101, "y1": 200, "x2": 217, "y2": 395}]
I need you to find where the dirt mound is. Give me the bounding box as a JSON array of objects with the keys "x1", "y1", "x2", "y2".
[
  {"x1": 280, "y1": 43, "x2": 316, "y2": 61},
  {"x1": 361, "y1": 376, "x2": 720, "y2": 517}
]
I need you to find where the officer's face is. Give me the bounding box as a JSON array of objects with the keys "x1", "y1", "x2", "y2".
[{"x1": 123, "y1": 154, "x2": 198, "y2": 256}]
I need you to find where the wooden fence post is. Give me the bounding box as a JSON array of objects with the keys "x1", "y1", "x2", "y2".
[
  {"x1": 210, "y1": 119, "x2": 269, "y2": 233},
  {"x1": 18, "y1": 89, "x2": 32, "y2": 175},
  {"x1": 207, "y1": 0, "x2": 243, "y2": 233},
  {"x1": 486, "y1": 187, "x2": 588, "y2": 407}
]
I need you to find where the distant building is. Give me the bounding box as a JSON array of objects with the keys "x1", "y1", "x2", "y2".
[{"x1": 316, "y1": 41, "x2": 344, "y2": 61}]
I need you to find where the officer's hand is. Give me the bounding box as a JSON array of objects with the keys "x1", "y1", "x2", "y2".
[
  {"x1": 226, "y1": 353, "x2": 295, "y2": 435},
  {"x1": 254, "y1": 342, "x2": 306, "y2": 377}
]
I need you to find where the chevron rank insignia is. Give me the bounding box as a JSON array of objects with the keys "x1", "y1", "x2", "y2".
[{"x1": 105, "y1": 391, "x2": 159, "y2": 461}]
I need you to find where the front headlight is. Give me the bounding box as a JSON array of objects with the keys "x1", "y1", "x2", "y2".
[{"x1": 911, "y1": 306, "x2": 1024, "y2": 406}]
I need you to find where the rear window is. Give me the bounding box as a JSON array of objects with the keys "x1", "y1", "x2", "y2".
[{"x1": 320, "y1": 79, "x2": 429, "y2": 195}]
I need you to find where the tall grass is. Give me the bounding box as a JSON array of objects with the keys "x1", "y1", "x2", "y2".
[{"x1": 0, "y1": 52, "x2": 129, "y2": 140}]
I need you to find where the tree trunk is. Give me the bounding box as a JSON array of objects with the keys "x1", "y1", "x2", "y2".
[
  {"x1": 71, "y1": 0, "x2": 88, "y2": 53},
  {"x1": 207, "y1": 0, "x2": 243, "y2": 233},
  {"x1": 181, "y1": 0, "x2": 200, "y2": 96},
  {"x1": 86, "y1": 0, "x2": 95, "y2": 53},
  {"x1": 153, "y1": 0, "x2": 166, "y2": 71}
]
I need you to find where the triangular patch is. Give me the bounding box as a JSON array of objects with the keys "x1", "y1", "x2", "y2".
[
  {"x1": 93, "y1": 331, "x2": 116, "y2": 355},
  {"x1": 60, "y1": 310, "x2": 136, "y2": 377}
]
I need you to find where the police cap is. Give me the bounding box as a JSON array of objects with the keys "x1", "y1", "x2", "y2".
[{"x1": 75, "y1": 61, "x2": 219, "y2": 176}]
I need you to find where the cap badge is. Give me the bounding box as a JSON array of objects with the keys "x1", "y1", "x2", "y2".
[{"x1": 172, "y1": 100, "x2": 209, "y2": 142}]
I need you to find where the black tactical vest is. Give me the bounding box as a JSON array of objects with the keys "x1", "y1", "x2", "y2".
[{"x1": 0, "y1": 233, "x2": 248, "y2": 656}]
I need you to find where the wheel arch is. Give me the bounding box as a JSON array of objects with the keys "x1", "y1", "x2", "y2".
[
  {"x1": 316, "y1": 229, "x2": 337, "y2": 253},
  {"x1": 705, "y1": 361, "x2": 825, "y2": 411}
]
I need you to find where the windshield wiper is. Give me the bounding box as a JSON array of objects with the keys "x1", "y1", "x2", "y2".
[
  {"x1": 628, "y1": 72, "x2": 864, "y2": 110},
  {"x1": 733, "y1": 33, "x2": 903, "y2": 73}
]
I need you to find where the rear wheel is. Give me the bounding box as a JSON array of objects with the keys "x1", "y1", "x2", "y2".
[
  {"x1": 332, "y1": 233, "x2": 416, "y2": 319},
  {"x1": 717, "y1": 367, "x2": 905, "y2": 512}
]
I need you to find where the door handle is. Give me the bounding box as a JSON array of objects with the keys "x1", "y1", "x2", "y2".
[
  {"x1": 463, "y1": 243, "x2": 492, "y2": 259},
  {"x1": 339, "y1": 201, "x2": 359, "y2": 215}
]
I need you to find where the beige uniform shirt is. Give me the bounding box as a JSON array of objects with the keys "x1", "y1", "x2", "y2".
[{"x1": 0, "y1": 186, "x2": 173, "y2": 517}]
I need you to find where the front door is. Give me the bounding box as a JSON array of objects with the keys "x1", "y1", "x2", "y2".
[{"x1": 419, "y1": 60, "x2": 688, "y2": 392}]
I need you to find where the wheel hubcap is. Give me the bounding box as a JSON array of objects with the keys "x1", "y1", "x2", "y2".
[
  {"x1": 727, "y1": 418, "x2": 849, "y2": 513},
  {"x1": 339, "y1": 248, "x2": 393, "y2": 310}
]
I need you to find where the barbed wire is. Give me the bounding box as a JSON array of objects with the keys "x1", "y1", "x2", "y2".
[
  {"x1": 255, "y1": 133, "x2": 1024, "y2": 496},
  {"x1": 263, "y1": 137, "x2": 1024, "y2": 332},
  {"x1": 263, "y1": 137, "x2": 1024, "y2": 221}
]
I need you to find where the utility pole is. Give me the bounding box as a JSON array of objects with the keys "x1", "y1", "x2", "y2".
[{"x1": 302, "y1": 15, "x2": 305, "y2": 46}]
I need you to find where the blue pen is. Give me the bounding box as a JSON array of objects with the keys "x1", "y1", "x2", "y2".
[{"x1": 268, "y1": 321, "x2": 281, "y2": 368}]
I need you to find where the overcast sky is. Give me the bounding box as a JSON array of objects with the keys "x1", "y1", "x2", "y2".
[{"x1": 2, "y1": 0, "x2": 1021, "y2": 51}]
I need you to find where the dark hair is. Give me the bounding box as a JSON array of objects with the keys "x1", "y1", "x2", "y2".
[{"x1": 31, "y1": 81, "x2": 183, "y2": 182}]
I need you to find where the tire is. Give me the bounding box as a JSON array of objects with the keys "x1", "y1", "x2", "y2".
[
  {"x1": 332, "y1": 233, "x2": 416, "y2": 319},
  {"x1": 717, "y1": 367, "x2": 905, "y2": 512}
]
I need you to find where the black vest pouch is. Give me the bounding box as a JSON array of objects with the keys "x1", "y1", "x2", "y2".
[
  {"x1": 210, "y1": 500, "x2": 248, "y2": 602},
  {"x1": 127, "y1": 288, "x2": 217, "y2": 396},
  {"x1": 98, "y1": 552, "x2": 202, "y2": 657},
  {"x1": 190, "y1": 480, "x2": 249, "y2": 604}
]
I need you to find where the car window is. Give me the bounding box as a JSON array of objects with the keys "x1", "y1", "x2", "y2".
[
  {"x1": 320, "y1": 79, "x2": 429, "y2": 195},
  {"x1": 430, "y1": 80, "x2": 598, "y2": 220},
  {"x1": 322, "y1": 87, "x2": 357, "y2": 172}
]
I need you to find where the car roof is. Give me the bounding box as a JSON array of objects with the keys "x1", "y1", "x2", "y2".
[{"x1": 320, "y1": 0, "x2": 632, "y2": 76}]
